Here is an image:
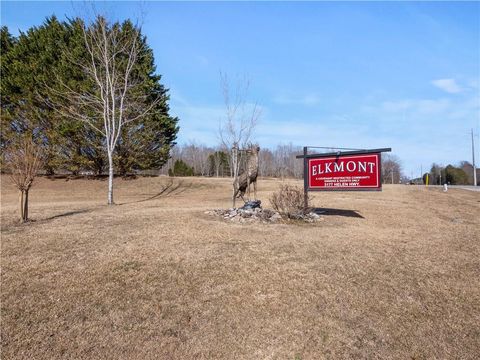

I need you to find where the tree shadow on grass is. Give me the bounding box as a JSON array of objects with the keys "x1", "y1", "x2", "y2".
[
  {"x1": 44, "y1": 209, "x2": 93, "y2": 221},
  {"x1": 312, "y1": 207, "x2": 364, "y2": 219},
  {"x1": 1, "y1": 209, "x2": 95, "y2": 233},
  {"x1": 118, "y1": 179, "x2": 191, "y2": 205}
]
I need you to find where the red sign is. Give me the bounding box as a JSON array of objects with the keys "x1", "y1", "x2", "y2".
[{"x1": 308, "y1": 153, "x2": 381, "y2": 190}]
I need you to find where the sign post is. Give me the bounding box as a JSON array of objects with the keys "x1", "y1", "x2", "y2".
[
  {"x1": 303, "y1": 146, "x2": 308, "y2": 209},
  {"x1": 297, "y1": 148, "x2": 392, "y2": 200}
]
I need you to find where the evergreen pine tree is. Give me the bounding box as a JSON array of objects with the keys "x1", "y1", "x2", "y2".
[{"x1": 2, "y1": 17, "x2": 179, "y2": 177}]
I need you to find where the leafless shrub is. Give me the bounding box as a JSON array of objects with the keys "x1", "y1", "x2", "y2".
[
  {"x1": 4, "y1": 136, "x2": 45, "y2": 222},
  {"x1": 269, "y1": 184, "x2": 311, "y2": 219}
]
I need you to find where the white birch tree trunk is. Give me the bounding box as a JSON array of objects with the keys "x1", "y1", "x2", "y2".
[
  {"x1": 107, "y1": 152, "x2": 114, "y2": 205},
  {"x1": 231, "y1": 145, "x2": 238, "y2": 208}
]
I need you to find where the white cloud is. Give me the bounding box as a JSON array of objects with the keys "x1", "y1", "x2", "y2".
[
  {"x1": 273, "y1": 93, "x2": 321, "y2": 106},
  {"x1": 170, "y1": 94, "x2": 269, "y2": 146},
  {"x1": 169, "y1": 88, "x2": 190, "y2": 106},
  {"x1": 358, "y1": 94, "x2": 479, "y2": 176},
  {"x1": 431, "y1": 78, "x2": 463, "y2": 94},
  {"x1": 171, "y1": 103, "x2": 224, "y2": 145},
  {"x1": 467, "y1": 78, "x2": 479, "y2": 90},
  {"x1": 380, "y1": 98, "x2": 451, "y2": 115},
  {"x1": 195, "y1": 55, "x2": 209, "y2": 66}
]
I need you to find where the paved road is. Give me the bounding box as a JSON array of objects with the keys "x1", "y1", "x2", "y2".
[
  {"x1": 449, "y1": 185, "x2": 480, "y2": 192},
  {"x1": 418, "y1": 185, "x2": 480, "y2": 192}
]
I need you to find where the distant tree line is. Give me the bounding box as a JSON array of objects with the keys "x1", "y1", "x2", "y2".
[
  {"x1": 164, "y1": 143, "x2": 406, "y2": 183},
  {"x1": 165, "y1": 143, "x2": 480, "y2": 188},
  {"x1": 1, "y1": 17, "x2": 179, "y2": 177},
  {"x1": 424, "y1": 162, "x2": 478, "y2": 186},
  {"x1": 163, "y1": 142, "x2": 305, "y2": 178}
]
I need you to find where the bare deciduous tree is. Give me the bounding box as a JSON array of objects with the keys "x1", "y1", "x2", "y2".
[
  {"x1": 258, "y1": 148, "x2": 275, "y2": 177},
  {"x1": 5, "y1": 136, "x2": 45, "y2": 222},
  {"x1": 183, "y1": 141, "x2": 212, "y2": 176},
  {"x1": 382, "y1": 154, "x2": 402, "y2": 184},
  {"x1": 219, "y1": 72, "x2": 261, "y2": 207},
  {"x1": 51, "y1": 16, "x2": 158, "y2": 205}
]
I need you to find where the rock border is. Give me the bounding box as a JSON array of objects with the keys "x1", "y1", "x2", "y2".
[{"x1": 205, "y1": 207, "x2": 323, "y2": 224}]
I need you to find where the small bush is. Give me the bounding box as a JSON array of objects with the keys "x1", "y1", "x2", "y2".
[{"x1": 269, "y1": 184, "x2": 311, "y2": 219}]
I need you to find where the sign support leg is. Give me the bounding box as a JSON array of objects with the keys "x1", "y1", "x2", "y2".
[{"x1": 303, "y1": 146, "x2": 308, "y2": 210}]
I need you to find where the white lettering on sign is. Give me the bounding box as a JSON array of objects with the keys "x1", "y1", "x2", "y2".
[
  {"x1": 325, "y1": 163, "x2": 332, "y2": 173},
  {"x1": 311, "y1": 160, "x2": 375, "y2": 176},
  {"x1": 334, "y1": 162, "x2": 344, "y2": 172},
  {"x1": 358, "y1": 161, "x2": 367, "y2": 173},
  {"x1": 308, "y1": 153, "x2": 381, "y2": 190},
  {"x1": 310, "y1": 159, "x2": 377, "y2": 176},
  {"x1": 346, "y1": 161, "x2": 356, "y2": 172},
  {"x1": 311, "y1": 160, "x2": 377, "y2": 174}
]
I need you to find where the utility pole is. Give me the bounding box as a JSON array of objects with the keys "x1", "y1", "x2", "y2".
[{"x1": 472, "y1": 128, "x2": 477, "y2": 186}]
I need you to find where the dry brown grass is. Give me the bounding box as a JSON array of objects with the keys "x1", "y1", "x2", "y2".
[{"x1": 1, "y1": 175, "x2": 479, "y2": 359}]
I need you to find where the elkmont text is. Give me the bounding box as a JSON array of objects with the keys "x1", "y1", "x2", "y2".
[{"x1": 311, "y1": 160, "x2": 376, "y2": 176}]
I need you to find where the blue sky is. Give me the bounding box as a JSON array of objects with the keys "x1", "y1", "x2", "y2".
[{"x1": 2, "y1": 1, "x2": 479, "y2": 177}]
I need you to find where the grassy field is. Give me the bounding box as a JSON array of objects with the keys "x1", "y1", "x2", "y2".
[{"x1": 1, "y1": 175, "x2": 479, "y2": 359}]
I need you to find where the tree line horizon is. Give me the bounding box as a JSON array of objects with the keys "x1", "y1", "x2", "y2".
[{"x1": 160, "y1": 142, "x2": 478, "y2": 186}]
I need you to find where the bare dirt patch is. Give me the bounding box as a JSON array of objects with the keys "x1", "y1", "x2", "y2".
[{"x1": 1, "y1": 176, "x2": 479, "y2": 359}]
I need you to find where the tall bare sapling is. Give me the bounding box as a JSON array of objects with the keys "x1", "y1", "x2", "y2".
[
  {"x1": 219, "y1": 72, "x2": 261, "y2": 207},
  {"x1": 51, "y1": 16, "x2": 159, "y2": 204}
]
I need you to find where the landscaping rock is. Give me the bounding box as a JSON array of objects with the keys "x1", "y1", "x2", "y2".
[
  {"x1": 241, "y1": 200, "x2": 262, "y2": 210},
  {"x1": 206, "y1": 205, "x2": 322, "y2": 224}
]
